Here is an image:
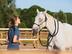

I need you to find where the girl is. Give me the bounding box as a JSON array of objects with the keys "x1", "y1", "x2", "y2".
[{"x1": 7, "y1": 16, "x2": 20, "y2": 50}]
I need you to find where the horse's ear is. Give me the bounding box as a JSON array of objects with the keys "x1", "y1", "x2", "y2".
[
  {"x1": 44, "y1": 10, "x2": 47, "y2": 13},
  {"x1": 37, "y1": 9, "x2": 39, "y2": 13}
]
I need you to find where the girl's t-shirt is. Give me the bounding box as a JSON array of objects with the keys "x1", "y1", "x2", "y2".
[{"x1": 7, "y1": 26, "x2": 20, "y2": 49}]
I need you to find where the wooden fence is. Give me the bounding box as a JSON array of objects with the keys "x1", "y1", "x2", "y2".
[{"x1": 0, "y1": 28, "x2": 48, "y2": 48}]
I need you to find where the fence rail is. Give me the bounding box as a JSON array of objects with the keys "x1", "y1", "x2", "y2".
[{"x1": 0, "y1": 28, "x2": 48, "y2": 48}]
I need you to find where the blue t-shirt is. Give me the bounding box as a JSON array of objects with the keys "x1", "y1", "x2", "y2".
[{"x1": 7, "y1": 26, "x2": 20, "y2": 49}]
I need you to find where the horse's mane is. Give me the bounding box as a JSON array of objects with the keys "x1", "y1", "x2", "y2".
[
  {"x1": 46, "y1": 13, "x2": 53, "y2": 18},
  {"x1": 45, "y1": 12, "x2": 55, "y2": 22}
]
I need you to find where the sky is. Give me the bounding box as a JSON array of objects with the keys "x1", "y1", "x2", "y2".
[{"x1": 15, "y1": 0, "x2": 72, "y2": 13}]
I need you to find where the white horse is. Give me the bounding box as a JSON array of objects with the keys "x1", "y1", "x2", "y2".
[{"x1": 32, "y1": 9, "x2": 72, "y2": 51}]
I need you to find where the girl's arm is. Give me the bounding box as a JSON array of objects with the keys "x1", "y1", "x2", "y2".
[{"x1": 13, "y1": 35, "x2": 18, "y2": 42}]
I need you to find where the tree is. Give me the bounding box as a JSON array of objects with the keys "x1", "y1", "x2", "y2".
[
  {"x1": 66, "y1": 13, "x2": 72, "y2": 25},
  {"x1": 57, "y1": 10, "x2": 67, "y2": 23},
  {"x1": 0, "y1": 0, "x2": 17, "y2": 27},
  {"x1": 18, "y1": 5, "x2": 46, "y2": 28}
]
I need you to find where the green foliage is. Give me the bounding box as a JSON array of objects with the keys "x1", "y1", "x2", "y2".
[
  {"x1": 0, "y1": 1, "x2": 72, "y2": 28},
  {"x1": 66, "y1": 13, "x2": 72, "y2": 25},
  {"x1": 18, "y1": 5, "x2": 46, "y2": 28},
  {"x1": 0, "y1": 0, "x2": 18, "y2": 27},
  {"x1": 19, "y1": 21, "x2": 27, "y2": 28},
  {"x1": 57, "y1": 10, "x2": 67, "y2": 23},
  {"x1": 17, "y1": 5, "x2": 72, "y2": 28}
]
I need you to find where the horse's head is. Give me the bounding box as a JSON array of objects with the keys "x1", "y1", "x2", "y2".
[{"x1": 32, "y1": 9, "x2": 47, "y2": 36}]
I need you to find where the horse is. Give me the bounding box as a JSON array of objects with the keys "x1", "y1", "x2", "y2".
[{"x1": 32, "y1": 9, "x2": 72, "y2": 51}]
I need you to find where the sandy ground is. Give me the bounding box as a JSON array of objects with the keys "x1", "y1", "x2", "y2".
[
  {"x1": 0, "y1": 49, "x2": 49, "y2": 54},
  {"x1": 1, "y1": 49, "x2": 72, "y2": 54},
  {"x1": 0, "y1": 45, "x2": 72, "y2": 54}
]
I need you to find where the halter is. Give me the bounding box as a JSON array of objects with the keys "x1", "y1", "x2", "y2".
[
  {"x1": 34, "y1": 14, "x2": 59, "y2": 36},
  {"x1": 34, "y1": 14, "x2": 47, "y2": 27},
  {"x1": 33, "y1": 13, "x2": 59, "y2": 49}
]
